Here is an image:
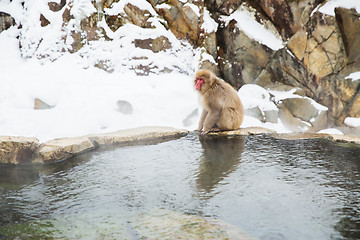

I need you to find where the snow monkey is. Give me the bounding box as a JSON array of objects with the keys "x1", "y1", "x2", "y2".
[{"x1": 194, "y1": 69, "x2": 244, "y2": 135}]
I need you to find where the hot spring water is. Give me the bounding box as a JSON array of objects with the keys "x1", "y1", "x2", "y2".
[{"x1": 0, "y1": 133, "x2": 359, "y2": 239}]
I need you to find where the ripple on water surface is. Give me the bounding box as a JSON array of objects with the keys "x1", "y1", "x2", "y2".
[{"x1": 0, "y1": 134, "x2": 359, "y2": 239}]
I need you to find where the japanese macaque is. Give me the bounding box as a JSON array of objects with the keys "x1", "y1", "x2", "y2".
[{"x1": 194, "y1": 69, "x2": 244, "y2": 135}]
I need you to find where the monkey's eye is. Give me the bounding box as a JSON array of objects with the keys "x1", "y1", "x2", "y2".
[{"x1": 196, "y1": 77, "x2": 204, "y2": 82}]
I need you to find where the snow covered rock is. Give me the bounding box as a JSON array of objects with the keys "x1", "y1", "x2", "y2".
[
  {"x1": 279, "y1": 97, "x2": 328, "y2": 132},
  {"x1": 238, "y1": 84, "x2": 278, "y2": 123},
  {"x1": 344, "y1": 117, "x2": 360, "y2": 128},
  {"x1": 116, "y1": 100, "x2": 133, "y2": 115},
  {"x1": 217, "y1": 4, "x2": 278, "y2": 90}
]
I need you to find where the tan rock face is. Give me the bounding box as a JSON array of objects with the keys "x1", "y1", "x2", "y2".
[
  {"x1": 123, "y1": 3, "x2": 153, "y2": 28},
  {"x1": 335, "y1": 8, "x2": 360, "y2": 62},
  {"x1": 156, "y1": 0, "x2": 200, "y2": 45},
  {"x1": 287, "y1": 12, "x2": 347, "y2": 78},
  {"x1": 307, "y1": 34, "x2": 345, "y2": 77},
  {"x1": 287, "y1": 30, "x2": 307, "y2": 61},
  {"x1": 0, "y1": 136, "x2": 39, "y2": 164}
]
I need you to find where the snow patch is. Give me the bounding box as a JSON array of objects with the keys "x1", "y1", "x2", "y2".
[
  {"x1": 344, "y1": 117, "x2": 360, "y2": 128},
  {"x1": 238, "y1": 84, "x2": 277, "y2": 111},
  {"x1": 105, "y1": 0, "x2": 156, "y2": 15},
  {"x1": 314, "y1": 0, "x2": 360, "y2": 16},
  {"x1": 318, "y1": 128, "x2": 344, "y2": 135},
  {"x1": 202, "y1": 8, "x2": 218, "y2": 33},
  {"x1": 221, "y1": 5, "x2": 283, "y2": 50},
  {"x1": 345, "y1": 71, "x2": 360, "y2": 82},
  {"x1": 71, "y1": 0, "x2": 96, "y2": 25},
  {"x1": 269, "y1": 89, "x2": 328, "y2": 111},
  {"x1": 184, "y1": 3, "x2": 200, "y2": 17}
]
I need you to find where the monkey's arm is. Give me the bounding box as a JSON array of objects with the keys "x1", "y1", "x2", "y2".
[{"x1": 196, "y1": 110, "x2": 208, "y2": 131}]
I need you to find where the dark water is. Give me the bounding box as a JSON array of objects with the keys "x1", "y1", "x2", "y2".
[{"x1": 0, "y1": 134, "x2": 359, "y2": 239}]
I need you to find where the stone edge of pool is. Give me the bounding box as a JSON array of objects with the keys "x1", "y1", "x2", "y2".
[{"x1": 1, "y1": 126, "x2": 360, "y2": 165}]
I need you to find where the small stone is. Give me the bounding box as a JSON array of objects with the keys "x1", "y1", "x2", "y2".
[
  {"x1": 34, "y1": 98, "x2": 54, "y2": 110},
  {"x1": 116, "y1": 100, "x2": 133, "y2": 115}
]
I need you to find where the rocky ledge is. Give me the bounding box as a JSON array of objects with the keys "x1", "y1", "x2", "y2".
[
  {"x1": 1, "y1": 126, "x2": 360, "y2": 165},
  {"x1": 0, "y1": 127, "x2": 187, "y2": 165},
  {"x1": 208, "y1": 127, "x2": 360, "y2": 144}
]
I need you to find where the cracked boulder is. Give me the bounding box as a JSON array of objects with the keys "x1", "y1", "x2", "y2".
[
  {"x1": 279, "y1": 97, "x2": 328, "y2": 132},
  {"x1": 288, "y1": 12, "x2": 346, "y2": 78}
]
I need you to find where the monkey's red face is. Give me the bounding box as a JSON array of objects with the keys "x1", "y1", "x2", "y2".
[{"x1": 195, "y1": 77, "x2": 205, "y2": 90}]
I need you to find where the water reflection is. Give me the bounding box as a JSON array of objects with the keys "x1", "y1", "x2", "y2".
[{"x1": 196, "y1": 135, "x2": 244, "y2": 196}]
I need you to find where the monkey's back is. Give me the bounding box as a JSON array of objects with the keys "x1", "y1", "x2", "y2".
[{"x1": 213, "y1": 79, "x2": 244, "y2": 129}]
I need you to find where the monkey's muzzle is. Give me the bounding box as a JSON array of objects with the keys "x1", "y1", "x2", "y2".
[{"x1": 195, "y1": 77, "x2": 204, "y2": 90}]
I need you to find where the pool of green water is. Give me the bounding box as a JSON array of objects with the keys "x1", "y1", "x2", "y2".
[{"x1": 0, "y1": 133, "x2": 359, "y2": 239}]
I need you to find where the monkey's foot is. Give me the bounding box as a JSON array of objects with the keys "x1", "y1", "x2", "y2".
[{"x1": 210, "y1": 127, "x2": 221, "y2": 132}]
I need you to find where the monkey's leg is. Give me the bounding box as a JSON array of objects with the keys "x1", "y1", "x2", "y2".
[
  {"x1": 202, "y1": 110, "x2": 221, "y2": 134},
  {"x1": 217, "y1": 108, "x2": 241, "y2": 130},
  {"x1": 196, "y1": 110, "x2": 208, "y2": 131}
]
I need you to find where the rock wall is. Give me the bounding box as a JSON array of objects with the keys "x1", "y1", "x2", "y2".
[{"x1": 0, "y1": 0, "x2": 359, "y2": 129}]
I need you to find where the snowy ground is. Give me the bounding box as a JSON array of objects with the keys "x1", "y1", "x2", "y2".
[
  {"x1": 1, "y1": 0, "x2": 359, "y2": 142},
  {"x1": 0, "y1": 27, "x2": 291, "y2": 142}
]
